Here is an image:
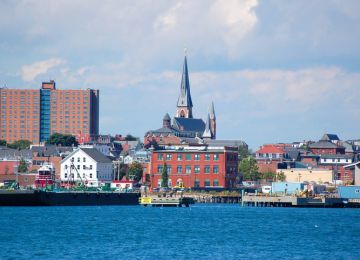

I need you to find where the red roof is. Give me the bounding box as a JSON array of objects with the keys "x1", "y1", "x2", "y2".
[{"x1": 256, "y1": 145, "x2": 285, "y2": 154}]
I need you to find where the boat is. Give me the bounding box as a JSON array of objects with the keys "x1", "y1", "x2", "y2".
[{"x1": 0, "y1": 163, "x2": 140, "y2": 206}]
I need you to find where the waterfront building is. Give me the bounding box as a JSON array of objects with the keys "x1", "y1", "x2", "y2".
[
  {"x1": 60, "y1": 147, "x2": 113, "y2": 187},
  {"x1": 276, "y1": 168, "x2": 333, "y2": 184},
  {"x1": 0, "y1": 80, "x2": 99, "y2": 144},
  {"x1": 148, "y1": 145, "x2": 238, "y2": 189},
  {"x1": 255, "y1": 144, "x2": 289, "y2": 173},
  {"x1": 144, "y1": 54, "x2": 216, "y2": 147}
]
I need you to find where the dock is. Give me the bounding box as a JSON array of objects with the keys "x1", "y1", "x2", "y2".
[
  {"x1": 241, "y1": 195, "x2": 345, "y2": 208},
  {"x1": 139, "y1": 196, "x2": 195, "y2": 207}
]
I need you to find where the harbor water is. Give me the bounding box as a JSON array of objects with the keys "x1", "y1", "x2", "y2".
[{"x1": 0, "y1": 204, "x2": 359, "y2": 259}]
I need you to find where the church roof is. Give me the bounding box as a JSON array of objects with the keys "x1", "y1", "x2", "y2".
[
  {"x1": 173, "y1": 117, "x2": 205, "y2": 132},
  {"x1": 177, "y1": 55, "x2": 193, "y2": 108},
  {"x1": 202, "y1": 114, "x2": 212, "y2": 138},
  {"x1": 163, "y1": 113, "x2": 171, "y2": 121}
]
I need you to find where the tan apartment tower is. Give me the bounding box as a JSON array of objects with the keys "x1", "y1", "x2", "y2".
[{"x1": 0, "y1": 81, "x2": 99, "y2": 144}]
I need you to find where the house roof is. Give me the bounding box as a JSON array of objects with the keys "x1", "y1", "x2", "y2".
[
  {"x1": 204, "y1": 139, "x2": 247, "y2": 148},
  {"x1": 173, "y1": 117, "x2": 205, "y2": 132},
  {"x1": 309, "y1": 140, "x2": 342, "y2": 149},
  {"x1": 321, "y1": 154, "x2": 353, "y2": 159},
  {"x1": 320, "y1": 133, "x2": 340, "y2": 141},
  {"x1": 256, "y1": 145, "x2": 285, "y2": 154},
  {"x1": 62, "y1": 148, "x2": 113, "y2": 163}
]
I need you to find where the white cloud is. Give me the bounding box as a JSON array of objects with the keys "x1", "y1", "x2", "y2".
[{"x1": 21, "y1": 58, "x2": 65, "y2": 82}]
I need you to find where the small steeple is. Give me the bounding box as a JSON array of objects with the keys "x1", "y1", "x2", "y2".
[
  {"x1": 209, "y1": 101, "x2": 216, "y2": 120},
  {"x1": 176, "y1": 51, "x2": 193, "y2": 118},
  {"x1": 163, "y1": 113, "x2": 171, "y2": 128},
  {"x1": 202, "y1": 113, "x2": 212, "y2": 139}
]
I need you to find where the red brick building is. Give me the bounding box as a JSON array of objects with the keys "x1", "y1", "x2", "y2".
[
  {"x1": 308, "y1": 140, "x2": 345, "y2": 155},
  {"x1": 255, "y1": 144, "x2": 289, "y2": 173},
  {"x1": 148, "y1": 146, "x2": 238, "y2": 189},
  {"x1": 0, "y1": 80, "x2": 99, "y2": 144}
]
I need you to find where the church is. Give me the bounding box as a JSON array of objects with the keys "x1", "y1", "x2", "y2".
[{"x1": 144, "y1": 54, "x2": 216, "y2": 147}]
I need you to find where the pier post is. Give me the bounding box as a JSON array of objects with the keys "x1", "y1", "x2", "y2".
[{"x1": 241, "y1": 190, "x2": 244, "y2": 207}]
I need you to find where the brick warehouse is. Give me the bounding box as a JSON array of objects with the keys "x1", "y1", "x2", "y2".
[
  {"x1": 148, "y1": 145, "x2": 238, "y2": 189},
  {"x1": 0, "y1": 80, "x2": 99, "y2": 144}
]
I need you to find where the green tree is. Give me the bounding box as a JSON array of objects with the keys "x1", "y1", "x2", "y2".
[
  {"x1": 127, "y1": 161, "x2": 143, "y2": 182},
  {"x1": 8, "y1": 140, "x2": 31, "y2": 150},
  {"x1": 46, "y1": 133, "x2": 78, "y2": 146},
  {"x1": 239, "y1": 156, "x2": 261, "y2": 181},
  {"x1": 238, "y1": 145, "x2": 250, "y2": 161},
  {"x1": 161, "y1": 162, "x2": 169, "y2": 188},
  {"x1": 0, "y1": 140, "x2": 6, "y2": 146},
  {"x1": 262, "y1": 171, "x2": 276, "y2": 181},
  {"x1": 18, "y1": 158, "x2": 28, "y2": 173},
  {"x1": 277, "y1": 171, "x2": 286, "y2": 182}
]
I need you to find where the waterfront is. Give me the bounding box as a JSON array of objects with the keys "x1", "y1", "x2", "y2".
[{"x1": 0, "y1": 205, "x2": 359, "y2": 259}]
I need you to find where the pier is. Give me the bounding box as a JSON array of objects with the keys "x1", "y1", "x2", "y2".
[{"x1": 241, "y1": 195, "x2": 345, "y2": 208}]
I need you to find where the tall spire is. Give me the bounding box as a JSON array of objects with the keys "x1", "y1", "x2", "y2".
[
  {"x1": 176, "y1": 52, "x2": 193, "y2": 118},
  {"x1": 177, "y1": 55, "x2": 193, "y2": 108}
]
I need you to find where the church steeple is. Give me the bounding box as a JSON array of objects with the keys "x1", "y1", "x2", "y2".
[
  {"x1": 176, "y1": 51, "x2": 193, "y2": 118},
  {"x1": 209, "y1": 101, "x2": 216, "y2": 139},
  {"x1": 202, "y1": 113, "x2": 212, "y2": 139}
]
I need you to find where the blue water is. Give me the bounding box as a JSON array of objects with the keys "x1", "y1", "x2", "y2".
[{"x1": 0, "y1": 205, "x2": 359, "y2": 259}]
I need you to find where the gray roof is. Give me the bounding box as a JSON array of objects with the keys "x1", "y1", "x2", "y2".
[
  {"x1": 204, "y1": 139, "x2": 248, "y2": 148},
  {"x1": 163, "y1": 113, "x2": 171, "y2": 121},
  {"x1": 320, "y1": 133, "x2": 340, "y2": 141},
  {"x1": 202, "y1": 114, "x2": 212, "y2": 138},
  {"x1": 31, "y1": 145, "x2": 73, "y2": 157},
  {"x1": 321, "y1": 154, "x2": 353, "y2": 159},
  {"x1": 338, "y1": 141, "x2": 355, "y2": 153},
  {"x1": 177, "y1": 56, "x2": 193, "y2": 108},
  {"x1": 0, "y1": 148, "x2": 32, "y2": 160},
  {"x1": 173, "y1": 117, "x2": 205, "y2": 132},
  {"x1": 80, "y1": 148, "x2": 112, "y2": 163},
  {"x1": 309, "y1": 140, "x2": 342, "y2": 149}
]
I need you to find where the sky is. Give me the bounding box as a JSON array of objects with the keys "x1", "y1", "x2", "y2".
[{"x1": 0, "y1": 0, "x2": 359, "y2": 150}]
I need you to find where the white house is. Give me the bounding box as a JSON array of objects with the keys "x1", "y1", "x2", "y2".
[{"x1": 60, "y1": 148, "x2": 113, "y2": 187}]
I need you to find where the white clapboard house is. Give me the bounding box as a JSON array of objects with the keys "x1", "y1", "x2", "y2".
[{"x1": 61, "y1": 148, "x2": 113, "y2": 187}]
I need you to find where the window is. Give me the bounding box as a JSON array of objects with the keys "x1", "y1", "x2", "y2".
[
  {"x1": 83, "y1": 157, "x2": 86, "y2": 162},
  {"x1": 90, "y1": 165, "x2": 93, "y2": 170},
  {"x1": 213, "y1": 166, "x2": 219, "y2": 174},
  {"x1": 214, "y1": 154, "x2": 219, "y2": 161},
  {"x1": 65, "y1": 165, "x2": 68, "y2": 169},
  {"x1": 177, "y1": 154, "x2": 182, "y2": 161},
  {"x1": 194, "y1": 179, "x2": 200, "y2": 188},
  {"x1": 90, "y1": 173, "x2": 93, "y2": 178},
  {"x1": 177, "y1": 166, "x2": 182, "y2": 174},
  {"x1": 77, "y1": 165, "x2": 80, "y2": 170},
  {"x1": 167, "y1": 165, "x2": 172, "y2": 174},
  {"x1": 205, "y1": 154, "x2": 210, "y2": 160},
  {"x1": 166, "y1": 154, "x2": 172, "y2": 160},
  {"x1": 213, "y1": 179, "x2": 219, "y2": 186},
  {"x1": 77, "y1": 157, "x2": 80, "y2": 162},
  {"x1": 83, "y1": 165, "x2": 86, "y2": 170},
  {"x1": 194, "y1": 165, "x2": 200, "y2": 174},
  {"x1": 157, "y1": 153, "x2": 163, "y2": 161},
  {"x1": 204, "y1": 179, "x2": 210, "y2": 187},
  {"x1": 186, "y1": 165, "x2": 191, "y2": 174},
  {"x1": 194, "y1": 154, "x2": 200, "y2": 161},
  {"x1": 71, "y1": 157, "x2": 74, "y2": 162},
  {"x1": 186, "y1": 154, "x2": 191, "y2": 161},
  {"x1": 205, "y1": 165, "x2": 210, "y2": 174},
  {"x1": 157, "y1": 165, "x2": 163, "y2": 174},
  {"x1": 64, "y1": 173, "x2": 68, "y2": 178}
]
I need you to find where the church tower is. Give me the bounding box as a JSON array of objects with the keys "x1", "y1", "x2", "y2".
[
  {"x1": 176, "y1": 53, "x2": 193, "y2": 118},
  {"x1": 209, "y1": 101, "x2": 216, "y2": 139}
]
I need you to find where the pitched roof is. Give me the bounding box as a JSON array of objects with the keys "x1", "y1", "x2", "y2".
[
  {"x1": 202, "y1": 114, "x2": 212, "y2": 138},
  {"x1": 204, "y1": 139, "x2": 247, "y2": 148},
  {"x1": 177, "y1": 55, "x2": 193, "y2": 108},
  {"x1": 321, "y1": 154, "x2": 353, "y2": 159},
  {"x1": 320, "y1": 133, "x2": 340, "y2": 141},
  {"x1": 173, "y1": 117, "x2": 205, "y2": 132},
  {"x1": 209, "y1": 101, "x2": 216, "y2": 120},
  {"x1": 80, "y1": 148, "x2": 112, "y2": 163},
  {"x1": 256, "y1": 145, "x2": 286, "y2": 154},
  {"x1": 309, "y1": 140, "x2": 341, "y2": 149}
]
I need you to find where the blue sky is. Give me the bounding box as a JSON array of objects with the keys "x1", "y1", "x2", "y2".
[{"x1": 0, "y1": 0, "x2": 359, "y2": 149}]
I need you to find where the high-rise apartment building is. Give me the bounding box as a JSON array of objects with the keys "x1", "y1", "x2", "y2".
[{"x1": 0, "y1": 81, "x2": 99, "y2": 144}]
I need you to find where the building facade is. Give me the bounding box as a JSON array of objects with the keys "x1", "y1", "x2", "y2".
[
  {"x1": 60, "y1": 147, "x2": 113, "y2": 187},
  {"x1": 148, "y1": 146, "x2": 238, "y2": 189},
  {"x1": 0, "y1": 80, "x2": 99, "y2": 144}
]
